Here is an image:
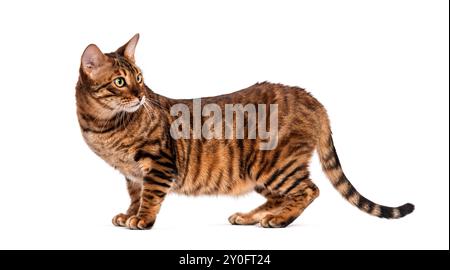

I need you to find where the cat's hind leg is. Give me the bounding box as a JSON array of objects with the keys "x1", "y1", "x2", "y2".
[
  {"x1": 229, "y1": 158, "x2": 320, "y2": 228},
  {"x1": 228, "y1": 191, "x2": 285, "y2": 225},
  {"x1": 112, "y1": 178, "x2": 141, "y2": 227},
  {"x1": 228, "y1": 180, "x2": 319, "y2": 227},
  {"x1": 259, "y1": 178, "x2": 319, "y2": 228},
  {"x1": 255, "y1": 153, "x2": 319, "y2": 227}
]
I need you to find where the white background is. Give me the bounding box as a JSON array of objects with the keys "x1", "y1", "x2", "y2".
[{"x1": 0, "y1": 0, "x2": 448, "y2": 250}]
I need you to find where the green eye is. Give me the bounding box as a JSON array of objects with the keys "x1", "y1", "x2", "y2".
[
  {"x1": 114, "y1": 77, "x2": 126, "y2": 87},
  {"x1": 136, "y1": 74, "x2": 143, "y2": 83}
]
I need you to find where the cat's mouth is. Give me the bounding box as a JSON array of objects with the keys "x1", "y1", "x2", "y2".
[{"x1": 122, "y1": 96, "x2": 145, "y2": 113}]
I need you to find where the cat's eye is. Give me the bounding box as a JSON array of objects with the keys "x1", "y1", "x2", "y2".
[
  {"x1": 136, "y1": 74, "x2": 143, "y2": 83},
  {"x1": 114, "y1": 77, "x2": 126, "y2": 87}
]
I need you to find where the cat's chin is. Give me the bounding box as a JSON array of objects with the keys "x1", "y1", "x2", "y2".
[
  {"x1": 122, "y1": 104, "x2": 142, "y2": 113},
  {"x1": 122, "y1": 97, "x2": 145, "y2": 113}
]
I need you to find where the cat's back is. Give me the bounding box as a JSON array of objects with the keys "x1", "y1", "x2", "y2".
[{"x1": 199, "y1": 82, "x2": 324, "y2": 114}]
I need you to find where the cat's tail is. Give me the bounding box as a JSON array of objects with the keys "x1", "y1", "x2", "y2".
[{"x1": 316, "y1": 111, "x2": 414, "y2": 219}]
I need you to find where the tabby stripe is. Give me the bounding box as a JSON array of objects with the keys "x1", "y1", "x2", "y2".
[
  {"x1": 254, "y1": 185, "x2": 265, "y2": 194},
  {"x1": 242, "y1": 136, "x2": 256, "y2": 176},
  {"x1": 327, "y1": 137, "x2": 342, "y2": 166},
  {"x1": 255, "y1": 157, "x2": 269, "y2": 181},
  {"x1": 245, "y1": 145, "x2": 258, "y2": 177},
  {"x1": 146, "y1": 139, "x2": 162, "y2": 146},
  {"x1": 228, "y1": 141, "x2": 235, "y2": 183},
  {"x1": 276, "y1": 135, "x2": 291, "y2": 150},
  {"x1": 181, "y1": 139, "x2": 192, "y2": 185},
  {"x1": 380, "y1": 206, "x2": 391, "y2": 218},
  {"x1": 81, "y1": 123, "x2": 120, "y2": 134},
  {"x1": 237, "y1": 139, "x2": 245, "y2": 178},
  {"x1": 357, "y1": 196, "x2": 369, "y2": 210},
  {"x1": 215, "y1": 170, "x2": 224, "y2": 193},
  {"x1": 283, "y1": 173, "x2": 310, "y2": 194},
  {"x1": 129, "y1": 188, "x2": 140, "y2": 197},
  {"x1": 116, "y1": 58, "x2": 136, "y2": 72},
  {"x1": 111, "y1": 139, "x2": 125, "y2": 149},
  {"x1": 357, "y1": 195, "x2": 375, "y2": 213},
  {"x1": 81, "y1": 111, "x2": 137, "y2": 134},
  {"x1": 322, "y1": 148, "x2": 336, "y2": 163},
  {"x1": 323, "y1": 159, "x2": 341, "y2": 171},
  {"x1": 130, "y1": 198, "x2": 140, "y2": 205},
  {"x1": 174, "y1": 139, "x2": 184, "y2": 175},
  {"x1": 116, "y1": 140, "x2": 146, "y2": 151},
  {"x1": 286, "y1": 141, "x2": 309, "y2": 156},
  {"x1": 273, "y1": 164, "x2": 307, "y2": 190},
  {"x1": 323, "y1": 154, "x2": 341, "y2": 171},
  {"x1": 284, "y1": 95, "x2": 290, "y2": 114},
  {"x1": 152, "y1": 190, "x2": 167, "y2": 198},
  {"x1": 191, "y1": 139, "x2": 203, "y2": 188},
  {"x1": 192, "y1": 181, "x2": 204, "y2": 194},
  {"x1": 265, "y1": 150, "x2": 282, "y2": 175},
  {"x1": 147, "y1": 123, "x2": 159, "y2": 137},
  {"x1": 92, "y1": 81, "x2": 112, "y2": 92},
  {"x1": 150, "y1": 169, "x2": 173, "y2": 182},
  {"x1": 303, "y1": 99, "x2": 317, "y2": 112},
  {"x1": 206, "y1": 144, "x2": 219, "y2": 190},
  {"x1": 160, "y1": 150, "x2": 174, "y2": 162},
  {"x1": 143, "y1": 187, "x2": 154, "y2": 193},
  {"x1": 134, "y1": 150, "x2": 177, "y2": 173},
  {"x1": 143, "y1": 193, "x2": 154, "y2": 201},
  {"x1": 293, "y1": 147, "x2": 314, "y2": 157},
  {"x1": 79, "y1": 112, "x2": 99, "y2": 122},
  {"x1": 366, "y1": 201, "x2": 374, "y2": 214},
  {"x1": 169, "y1": 149, "x2": 178, "y2": 174},
  {"x1": 155, "y1": 160, "x2": 176, "y2": 170},
  {"x1": 99, "y1": 93, "x2": 116, "y2": 99},
  {"x1": 143, "y1": 177, "x2": 172, "y2": 188},
  {"x1": 104, "y1": 85, "x2": 121, "y2": 95},
  {"x1": 264, "y1": 159, "x2": 296, "y2": 187},
  {"x1": 93, "y1": 95, "x2": 114, "y2": 110},
  {"x1": 335, "y1": 173, "x2": 347, "y2": 187},
  {"x1": 134, "y1": 150, "x2": 159, "y2": 161},
  {"x1": 345, "y1": 185, "x2": 357, "y2": 199}
]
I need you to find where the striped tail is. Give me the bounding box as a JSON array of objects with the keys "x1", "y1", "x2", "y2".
[{"x1": 317, "y1": 115, "x2": 414, "y2": 219}]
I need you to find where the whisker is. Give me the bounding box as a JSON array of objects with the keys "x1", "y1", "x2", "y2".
[{"x1": 145, "y1": 98, "x2": 166, "y2": 111}]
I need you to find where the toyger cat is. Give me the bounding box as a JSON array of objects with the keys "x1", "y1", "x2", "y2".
[{"x1": 76, "y1": 34, "x2": 414, "y2": 229}]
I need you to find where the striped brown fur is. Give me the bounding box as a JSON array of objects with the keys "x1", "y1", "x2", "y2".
[{"x1": 76, "y1": 34, "x2": 414, "y2": 229}]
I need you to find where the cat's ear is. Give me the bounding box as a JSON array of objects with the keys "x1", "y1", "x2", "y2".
[
  {"x1": 81, "y1": 44, "x2": 108, "y2": 76},
  {"x1": 116, "y1": 33, "x2": 140, "y2": 62}
]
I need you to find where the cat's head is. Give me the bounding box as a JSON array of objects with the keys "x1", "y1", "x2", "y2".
[{"x1": 77, "y1": 34, "x2": 146, "y2": 115}]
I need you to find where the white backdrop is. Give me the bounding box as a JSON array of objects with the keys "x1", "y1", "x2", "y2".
[{"x1": 0, "y1": 0, "x2": 448, "y2": 250}]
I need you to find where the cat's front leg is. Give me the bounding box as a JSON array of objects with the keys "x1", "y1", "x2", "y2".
[
  {"x1": 112, "y1": 178, "x2": 141, "y2": 227},
  {"x1": 125, "y1": 172, "x2": 174, "y2": 230}
]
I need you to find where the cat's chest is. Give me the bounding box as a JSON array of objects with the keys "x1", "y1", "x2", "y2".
[{"x1": 83, "y1": 133, "x2": 143, "y2": 181}]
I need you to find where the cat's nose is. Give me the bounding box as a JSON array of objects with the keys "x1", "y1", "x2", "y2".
[{"x1": 130, "y1": 88, "x2": 140, "y2": 97}]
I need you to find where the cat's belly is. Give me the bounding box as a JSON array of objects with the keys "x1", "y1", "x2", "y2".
[{"x1": 171, "y1": 175, "x2": 256, "y2": 196}]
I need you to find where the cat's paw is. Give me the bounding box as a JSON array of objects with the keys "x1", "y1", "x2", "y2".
[
  {"x1": 228, "y1": 212, "x2": 259, "y2": 225},
  {"x1": 112, "y1": 213, "x2": 130, "y2": 227},
  {"x1": 125, "y1": 215, "x2": 155, "y2": 230},
  {"x1": 260, "y1": 214, "x2": 295, "y2": 228}
]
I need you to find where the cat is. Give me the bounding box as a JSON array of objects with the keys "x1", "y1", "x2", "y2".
[{"x1": 76, "y1": 34, "x2": 414, "y2": 229}]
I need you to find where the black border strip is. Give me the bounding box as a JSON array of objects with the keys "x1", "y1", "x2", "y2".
[{"x1": 0, "y1": 250, "x2": 447, "y2": 268}]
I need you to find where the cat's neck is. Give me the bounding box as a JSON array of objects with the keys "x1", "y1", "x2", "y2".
[{"x1": 143, "y1": 87, "x2": 172, "y2": 117}]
